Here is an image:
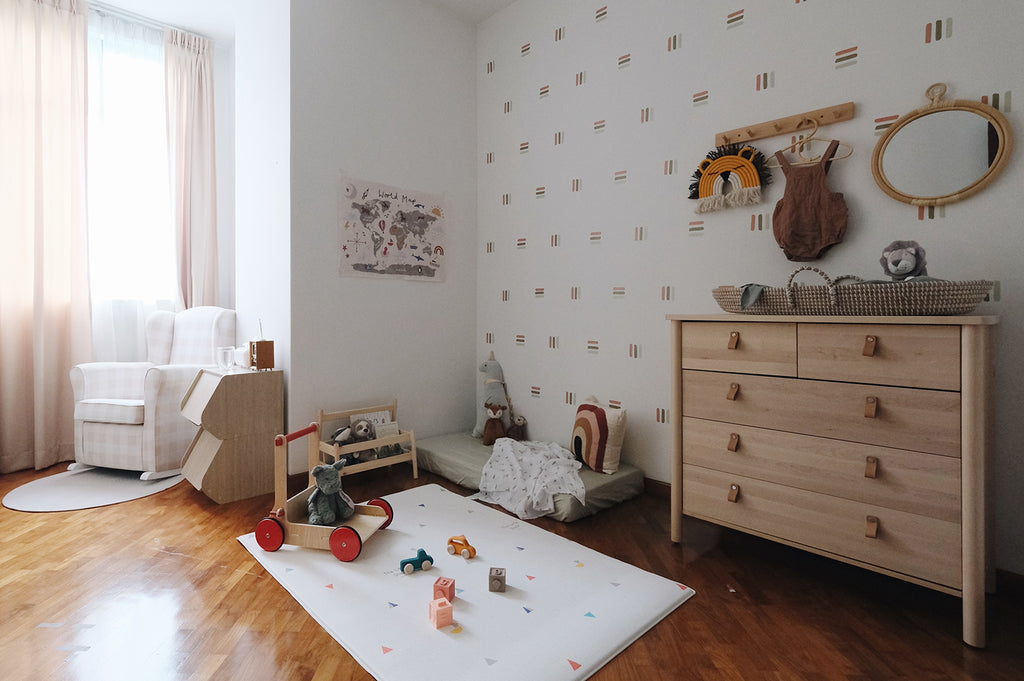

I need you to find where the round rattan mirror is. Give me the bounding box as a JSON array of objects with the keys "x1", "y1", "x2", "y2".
[{"x1": 871, "y1": 83, "x2": 1014, "y2": 206}]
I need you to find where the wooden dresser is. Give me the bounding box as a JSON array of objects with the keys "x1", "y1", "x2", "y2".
[{"x1": 668, "y1": 314, "x2": 997, "y2": 647}]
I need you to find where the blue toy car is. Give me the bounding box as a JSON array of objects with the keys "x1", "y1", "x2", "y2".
[{"x1": 400, "y1": 548, "x2": 434, "y2": 574}]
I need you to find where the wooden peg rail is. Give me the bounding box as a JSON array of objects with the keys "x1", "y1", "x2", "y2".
[{"x1": 715, "y1": 101, "x2": 856, "y2": 146}]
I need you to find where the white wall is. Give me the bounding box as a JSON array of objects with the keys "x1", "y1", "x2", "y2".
[
  {"x1": 478, "y1": 0, "x2": 1024, "y2": 575},
  {"x1": 288, "y1": 0, "x2": 478, "y2": 470},
  {"x1": 234, "y1": 0, "x2": 292, "y2": 407}
]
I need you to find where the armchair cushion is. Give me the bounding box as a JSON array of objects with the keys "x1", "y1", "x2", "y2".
[{"x1": 74, "y1": 399, "x2": 145, "y2": 425}]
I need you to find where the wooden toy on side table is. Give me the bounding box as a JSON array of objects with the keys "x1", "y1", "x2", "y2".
[{"x1": 253, "y1": 423, "x2": 394, "y2": 562}]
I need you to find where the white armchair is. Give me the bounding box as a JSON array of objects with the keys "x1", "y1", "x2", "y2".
[{"x1": 70, "y1": 306, "x2": 236, "y2": 480}]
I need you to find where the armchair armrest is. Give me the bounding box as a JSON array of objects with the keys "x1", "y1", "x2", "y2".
[{"x1": 70, "y1": 362, "x2": 154, "y2": 401}]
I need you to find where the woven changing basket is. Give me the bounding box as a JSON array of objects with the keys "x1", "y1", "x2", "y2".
[{"x1": 712, "y1": 266, "x2": 993, "y2": 316}]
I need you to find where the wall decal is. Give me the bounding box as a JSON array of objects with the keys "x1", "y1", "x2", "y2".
[
  {"x1": 634, "y1": 226, "x2": 647, "y2": 241},
  {"x1": 339, "y1": 176, "x2": 447, "y2": 281},
  {"x1": 531, "y1": 386, "x2": 542, "y2": 398},
  {"x1": 521, "y1": 43, "x2": 531, "y2": 56},
  {"x1": 640, "y1": 107, "x2": 653, "y2": 123},
  {"x1": 549, "y1": 336, "x2": 559, "y2": 349},
  {"x1": 750, "y1": 212, "x2": 771, "y2": 231},
  {"x1": 587, "y1": 340, "x2": 600, "y2": 353},
  {"x1": 550, "y1": 234, "x2": 561, "y2": 246},
  {"x1": 664, "y1": 159, "x2": 678, "y2": 175},
  {"x1": 661, "y1": 286, "x2": 674, "y2": 301},
  {"x1": 593, "y1": 120, "x2": 606, "y2": 133},
  {"x1": 925, "y1": 18, "x2": 952, "y2": 43},
  {"x1": 570, "y1": 286, "x2": 581, "y2": 300},
  {"x1": 692, "y1": 90, "x2": 709, "y2": 105},
  {"x1": 539, "y1": 84, "x2": 550, "y2": 98},
  {"x1": 534, "y1": 287, "x2": 545, "y2": 297},
  {"x1": 501, "y1": 193, "x2": 511, "y2": 205},
  {"x1": 918, "y1": 205, "x2": 946, "y2": 221},
  {"x1": 515, "y1": 334, "x2": 526, "y2": 346},
  {"x1": 618, "y1": 53, "x2": 631, "y2": 68},
  {"x1": 516, "y1": 237, "x2": 527, "y2": 249},
  {"x1": 536, "y1": 186, "x2": 547, "y2": 198},
  {"x1": 874, "y1": 114, "x2": 900, "y2": 136},
  {"x1": 834, "y1": 46, "x2": 858, "y2": 68},
  {"x1": 485, "y1": 241, "x2": 495, "y2": 253},
  {"x1": 756, "y1": 71, "x2": 775, "y2": 90},
  {"x1": 595, "y1": 6, "x2": 608, "y2": 22},
  {"x1": 612, "y1": 286, "x2": 626, "y2": 298},
  {"x1": 555, "y1": 26, "x2": 565, "y2": 42},
  {"x1": 614, "y1": 170, "x2": 628, "y2": 183},
  {"x1": 688, "y1": 220, "x2": 704, "y2": 236},
  {"x1": 520, "y1": 141, "x2": 530, "y2": 154},
  {"x1": 485, "y1": 332, "x2": 493, "y2": 345},
  {"x1": 571, "y1": 178, "x2": 583, "y2": 191},
  {"x1": 486, "y1": 60, "x2": 494, "y2": 74},
  {"x1": 727, "y1": 9, "x2": 744, "y2": 28},
  {"x1": 555, "y1": 131, "x2": 565, "y2": 144},
  {"x1": 628, "y1": 344, "x2": 642, "y2": 359},
  {"x1": 565, "y1": 391, "x2": 575, "y2": 405},
  {"x1": 667, "y1": 33, "x2": 682, "y2": 51},
  {"x1": 575, "y1": 71, "x2": 587, "y2": 86},
  {"x1": 983, "y1": 92, "x2": 1011, "y2": 111},
  {"x1": 501, "y1": 289, "x2": 509, "y2": 302},
  {"x1": 590, "y1": 231, "x2": 603, "y2": 243},
  {"x1": 503, "y1": 100, "x2": 511, "y2": 113},
  {"x1": 655, "y1": 408, "x2": 669, "y2": 424}
]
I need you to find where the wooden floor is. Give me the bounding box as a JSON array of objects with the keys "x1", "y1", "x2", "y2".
[{"x1": 1, "y1": 464, "x2": 1022, "y2": 681}]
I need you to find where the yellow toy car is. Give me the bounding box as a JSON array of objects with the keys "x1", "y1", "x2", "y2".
[{"x1": 446, "y1": 534, "x2": 476, "y2": 559}]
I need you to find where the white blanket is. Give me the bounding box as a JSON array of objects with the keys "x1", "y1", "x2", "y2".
[{"x1": 474, "y1": 438, "x2": 585, "y2": 519}]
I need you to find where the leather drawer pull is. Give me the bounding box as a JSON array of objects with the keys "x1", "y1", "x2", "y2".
[
  {"x1": 728, "y1": 331, "x2": 740, "y2": 349},
  {"x1": 727, "y1": 484, "x2": 741, "y2": 503},
  {"x1": 726, "y1": 383, "x2": 740, "y2": 401},
  {"x1": 864, "y1": 456, "x2": 879, "y2": 479},
  {"x1": 864, "y1": 396, "x2": 878, "y2": 418},
  {"x1": 865, "y1": 515, "x2": 879, "y2": 538},
  {"x1": 863, "y1": 335, "x2": 878, "y2": 357},
  {"x1": 727, "y1": 433, "x2": 740, "y2": 452}
]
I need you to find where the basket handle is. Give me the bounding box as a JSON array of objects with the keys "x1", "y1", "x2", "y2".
[{"x1": 785, "y1": 266, "x2": 837, "y2": 308}]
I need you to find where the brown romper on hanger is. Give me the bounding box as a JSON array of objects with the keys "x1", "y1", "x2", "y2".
[{"x1": 772, "y1": 139, "x2": 848, "y2": 261}]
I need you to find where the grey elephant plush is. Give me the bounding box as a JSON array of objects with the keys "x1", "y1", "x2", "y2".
[{"x1": 307, "y1": 459, "x2": 355, "y2": 525}]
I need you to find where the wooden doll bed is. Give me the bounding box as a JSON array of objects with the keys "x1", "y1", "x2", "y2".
[{"x1": 414, "y1": 432, "x2": 645, "y2": 522}]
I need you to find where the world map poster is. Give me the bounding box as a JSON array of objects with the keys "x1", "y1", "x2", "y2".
[{"x1": 338, "y1": 175, "x2": 447, "y2": 281}]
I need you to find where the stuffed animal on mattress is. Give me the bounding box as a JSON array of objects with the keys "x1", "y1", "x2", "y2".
[
  {"x1": 506, "y1": 414, "x2": 527, "y2": 441},
  {"x1": 472, "y1": 354, "x2": 511, "y2": 438},
  {"x1": 481, "y1": 403, "x2": 506, "y2": 446},
  {"x1": 880, "y1": 240, "x2": 928, "y2": 280},
  {"x1": 307, "y1": 459, "x2": 355, "y2": 525}
]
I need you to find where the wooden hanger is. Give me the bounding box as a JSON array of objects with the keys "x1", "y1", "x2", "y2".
[{"x1": 766, "y1": 118, "x2": 853, "y2": 168}]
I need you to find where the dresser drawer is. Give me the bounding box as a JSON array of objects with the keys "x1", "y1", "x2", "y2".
[
  {"x1": 682, "y1": 465, "x2": 961, "y2": 589},
  {"x1": 682, "y1": 418, "x2": 960, "y2": 521},
  {"x1": 681, "y1": 322, "x2": 797, "y2": 376},
  {"x1": 682, "y1": 371, "x2": 961, "y2": 457},
  {"x1": 798, "y1": 323, "x2": 960, "y2": 390}
]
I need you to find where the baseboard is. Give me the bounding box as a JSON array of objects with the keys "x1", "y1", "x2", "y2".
[
  {"x1": 996, "y1": 568, "x2": 1024, "y2": 606},
  {"x1": 644, "y1": 477, "x2": 670, "y2": 499}
]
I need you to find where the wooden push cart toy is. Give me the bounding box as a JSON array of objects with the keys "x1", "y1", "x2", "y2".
[{"x1": 254, "y1": 422, "x2": 394, "y2": 562}]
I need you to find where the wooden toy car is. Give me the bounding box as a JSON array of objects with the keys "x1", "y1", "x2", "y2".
[
  {"x1": 400, "y1": 548, "x2": 434, "y2": 574},
  {"x1": 254, "y1": 423, "x2": 393, "y2": 562},
  {"x1": 446, "y1": 534, "x2": 476, "y2": 559}
]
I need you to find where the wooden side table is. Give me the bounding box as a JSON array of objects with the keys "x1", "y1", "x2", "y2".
[{"x1": 181, "y1": 369, "x2": 284, "y2": 503}]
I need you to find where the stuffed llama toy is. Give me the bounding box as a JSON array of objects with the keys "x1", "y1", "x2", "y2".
[
  {"x1": 307, "y1": 459, "x2": 355, "y2": 526},
  {"x1": 472, "y1": 354, "x2": 511, "y2": 437}
]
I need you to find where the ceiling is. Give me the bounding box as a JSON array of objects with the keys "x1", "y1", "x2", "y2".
[{"x1": 98, "y1": 0, "x2": 519, "y2": 43}]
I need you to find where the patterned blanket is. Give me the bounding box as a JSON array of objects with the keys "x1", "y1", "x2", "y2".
[{"x1": 473, "y1": 438, "x2": 585, "y2": 519}]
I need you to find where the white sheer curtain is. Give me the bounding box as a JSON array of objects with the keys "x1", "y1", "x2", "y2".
[
  {"x1": 87, "y1": 9, "x2": 178, "y2": 361},
  {"x1": 165, "y1": 28, "x2": 219, "y2": 308},
  {"x1": 0, "y1": 0, "x2": 92, "y2": 472}
]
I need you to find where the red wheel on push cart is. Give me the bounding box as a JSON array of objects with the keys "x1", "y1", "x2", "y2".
[
  {"x1": 255, "y1": 517, "x2": 285, "y2": 552},
  {"x1": 330, "y1": 526, "x2": 362, "y2": 562},
  {"x1": 367, "y1": 498, "x2": 394, "y2": 529}
]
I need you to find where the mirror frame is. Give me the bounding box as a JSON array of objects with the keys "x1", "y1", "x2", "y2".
[{"x1": 871, "y1": 83, "x2": 1014, "y2": 207}]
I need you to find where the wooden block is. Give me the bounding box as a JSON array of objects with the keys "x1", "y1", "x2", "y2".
[
  {"x1": 434, "y1": 576, "x2": 455, "y2": 602},
  {"x1": 429, "y1": 597, "x2": 453, "y2": 628},
  {"x1": 489, "y1": 567, "x2": 506, "y2": 592}
]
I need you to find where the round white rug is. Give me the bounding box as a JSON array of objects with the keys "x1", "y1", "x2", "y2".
[{"x1": 2, "y1": 466, "x2": 184, "y2": 512}]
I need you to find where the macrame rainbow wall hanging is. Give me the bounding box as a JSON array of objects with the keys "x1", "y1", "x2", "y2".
[{"x1": 689, "y1": 144, "x2": 772, "y2": 213}]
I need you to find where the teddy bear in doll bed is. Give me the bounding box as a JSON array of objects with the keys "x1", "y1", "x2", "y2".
[{"x1": 416, "y1": 395, "x2": 645, "y2": 523}]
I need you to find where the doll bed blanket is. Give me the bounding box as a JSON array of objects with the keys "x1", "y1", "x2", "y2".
[{"x1": 415, "y1": 432, "x2": 645, "y2": 522}]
